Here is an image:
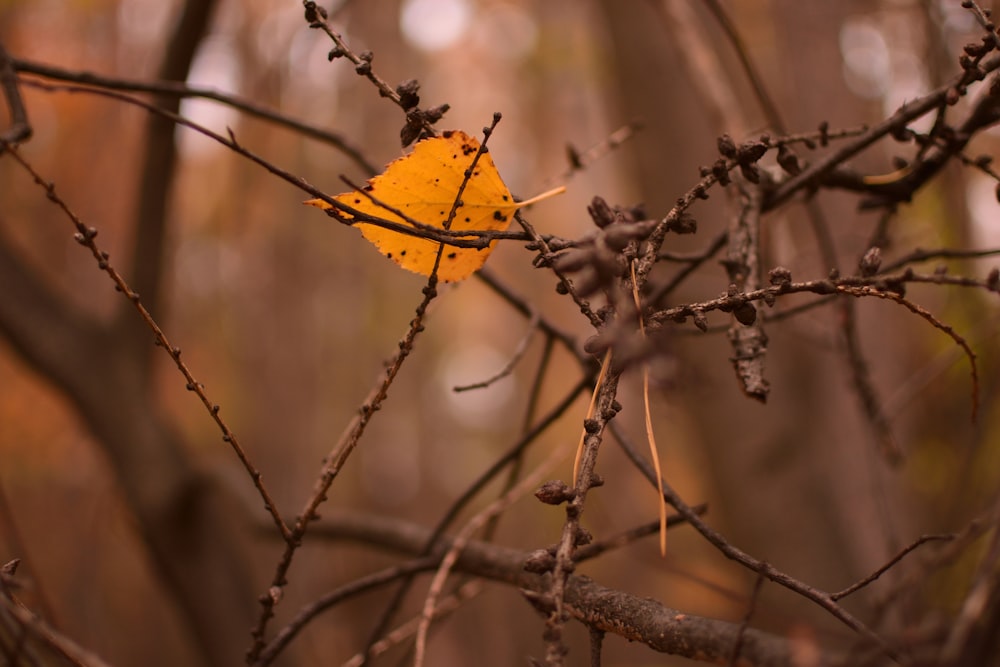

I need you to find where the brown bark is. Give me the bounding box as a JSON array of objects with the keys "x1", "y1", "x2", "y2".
[{"x1": 309, "y1": 510, "x2": 824, "y2": 667}]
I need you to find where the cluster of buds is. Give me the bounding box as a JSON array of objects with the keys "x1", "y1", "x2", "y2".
[{"x1": 549, "y1": 196, "x2": 694, "y2": 299}]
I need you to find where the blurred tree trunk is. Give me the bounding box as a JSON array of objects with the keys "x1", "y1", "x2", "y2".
[{"x1": 0, "y1": 1, "x2": 256, "y2": 664}]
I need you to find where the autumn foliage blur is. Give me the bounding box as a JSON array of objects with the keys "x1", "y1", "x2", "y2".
[{"x1": 2, "y1": 1, "x2": 1000, "y2": 666}]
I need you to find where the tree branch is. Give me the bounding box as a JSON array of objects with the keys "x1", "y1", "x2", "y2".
[
  {"x1": 306, "y1": 511, "x2": 828, "y2": 667},
  {"x1": 0, "y1": 41, "x2": 31, "y2": 145},
  {"x1": 9, "y1": 56, "x2": 377, "y2": 175}
]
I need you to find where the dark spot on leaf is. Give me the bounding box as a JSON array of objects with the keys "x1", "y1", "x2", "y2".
[
  {"x1": 353, "y1": 198, "x2": 362, "y2": 204},
  {"x1": 447, "y1": 252, "x2": 457, "y2": 259},
  {"x1": 464, "y1": 217, "x2": 471, "y2": 222},
  {"x1": 493, "y1": 211, "x2": 507, "y2": 222},
  {"x1": 399, "y1": 250, "x2": 407, "y2": 256},
  {"x1": 386, "y1": 252, "x2": 394, "y2": 259},
  {"x1": 502, "y1": 195, "x2": 509, "y2": 201}
]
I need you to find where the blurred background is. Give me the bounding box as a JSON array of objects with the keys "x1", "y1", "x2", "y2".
[{"x1": 1, "y1": 0, "x2": 999, "y2": 665}]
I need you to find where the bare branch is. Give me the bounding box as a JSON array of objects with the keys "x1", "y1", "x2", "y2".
[{"x1": 302, "y1": 511, "x2": 825, "y2": 667}]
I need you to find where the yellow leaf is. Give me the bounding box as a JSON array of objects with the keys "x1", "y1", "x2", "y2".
[{"x1": 305, "y1": 130, "x2": 563, "y2": 282}]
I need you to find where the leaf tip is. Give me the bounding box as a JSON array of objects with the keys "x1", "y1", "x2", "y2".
[{"x1": 303, "y1": 198, "x2": 332, "y2": 210}]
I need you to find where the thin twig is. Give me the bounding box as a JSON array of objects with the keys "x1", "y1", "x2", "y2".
[
  {"x1": 764, "y1": 54, "x2": 1000, "y2": 209},
  {"x1": 572, "y1": 505, "x2": 708, "y2": 563},
  {"x1": 879, "y1": 246, "x2": 1000, "y2": 274},
  {"x1": 247, "y1": 275, "x2": 440, "y2": 660},
  {"x1": 0, "y1": 42, "x2": 31, "y2": 145},
  {"x1": 515, "y1": 208, "x2": 604, "y2": 329},
  {"x1": 454, "y1": 314, "x2": 540, "y2": 391},
  {"x1": 253, "y1": 557, "x2": 440, "y2": 666},
  {"x1": 342, "y1": 581, "x2": 482, "y2": 667},
  {"x1": 551, "y1": 122, "x2": 641, "y2": 186},
  {"x1": 727, "y1": 571, "x2": 766, "y2": 667},
  {"x1": 0, "y1": 144, "x2": 290, "y2": 543},
  {"x1": 831, "y1": 533, "x2": 957, "y2": 602},
  {"x1": 938, "y1": 497, "x2": 1000, "y2": 664},
  {"x1": 11, "y1": 57, "x2": 377, "y2": 174},
  {"x1": 248, "y1": 110, "x2": 508, "y2": 663},
  {"x1": 648, "y1": 230, "x2": 728, "y2": 305},
  {"x1": 356, "y1": 378, "x2": 590, "y2": 667},
  {"x1": 413, "y1": 440, "x2": 569, "y2": 667},
  {"x1": 836, "y1": 285, "x2": 980, "y2": 420},
  {"x1": 0, "y1": 570, "x2": 112, "y2": 667},
  {"x1": 703, "y1": 0, "x2": 786, "y2": 133},
  {"x1": 0, "y1": 482, "x2": 58, "y2": 627},
  {"x1": 589, "y1": 627, "x2": 604, "y2": 667},
  {"x1": 15, "y1": 78, "x2": 524, "y2": 251},
  {"x1": 650, "y1": 0, "x2": 747, "y2": 137},
  {"x1": 476, "y1": 268, "x2": 581, "y2": 356},
  {"x1": 609, "y1": 421, "x2": 901, "y2": 662},
  {"x1": 297, "y1": 510, "x2": 828, "y2": 666},
  {"x1": 546, "y1": 369, "x2": 622, "y2": 666},
  {"x1": 839, "y1": 291, "x2": 902, "y2": 464}
]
